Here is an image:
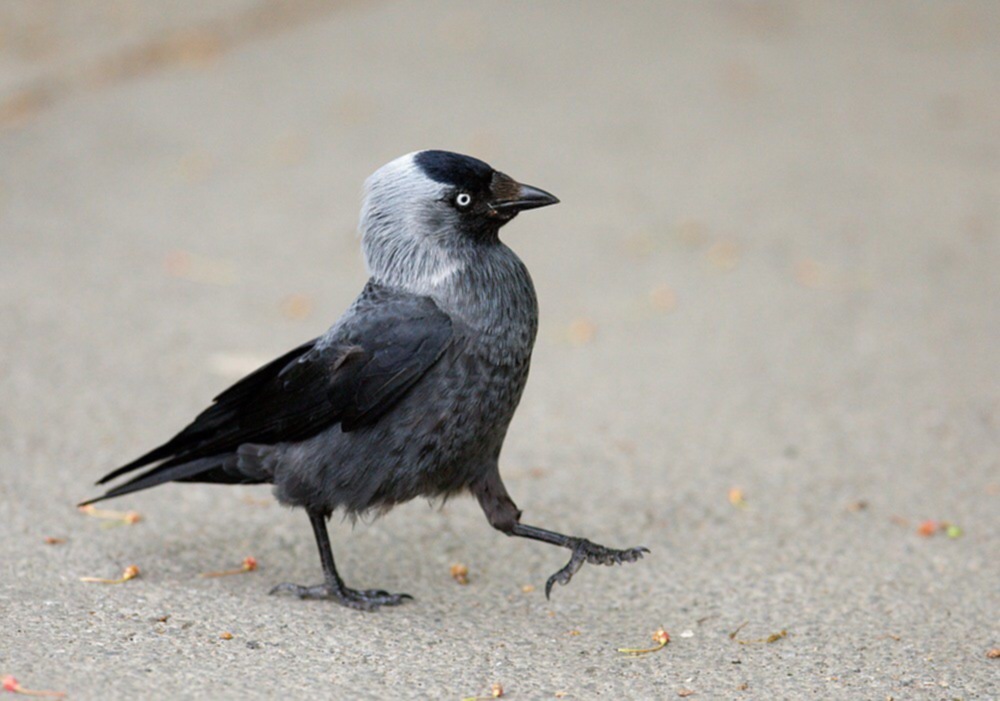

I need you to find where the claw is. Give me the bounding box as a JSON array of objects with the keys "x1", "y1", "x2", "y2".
[
  {"x1": 269, "y1": 582, "x2": 413, "y2": 610},
  {"x1": 544, "y1": 540, "x2": 649, "y2": 599}
]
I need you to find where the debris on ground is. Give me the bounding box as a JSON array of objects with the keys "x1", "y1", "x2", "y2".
[
  {"x1": 917, "y1": 520, "x2": 938, "y2": 536},
  {"x1": 80, "y1": 564, "x2": 140, "y2": 585},
  {"x1": 200, "y1": 556, "x2": 258, "y2": 578},
  {"x1": 618, "y1": 628, "x2": 670, "y2": 655},
  {"x1": 916, "y1": 520, "x2": 963, "y2": 538},
  {"x1": 450, "y1": 563, "x2": 469, "y2": 585},
  {"x1": 732, "y1": 626, "x2": 787, "y2": 645},
  {"x1": 219, "y1": 632, "x2": 234, "y2": 641},
  {"x1": 280, "y1": 293, "x2": 313, "y2": 320},
  {"x1": 728, "y1": 488, "x2": 746, "y2": 507},
  {"x1": 459, "y1": 681, "x2": 504, "y2": 701},
  {"x1": 1, "y1": 675, "x2": 66, "y2": 698},
  {"x1": 42, "y1": 537, "x2": 65, "y2": 545},
  {"x1": 78, "y1": 505, "x2": 141, "y2": 527},
  {"x1": 567, "y1": 319, "x2": 597, "y2": 345}
]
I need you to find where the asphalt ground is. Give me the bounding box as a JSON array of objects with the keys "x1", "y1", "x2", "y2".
[{"x1": 1, "y1": 2, "x2": 998, "y2": 698}]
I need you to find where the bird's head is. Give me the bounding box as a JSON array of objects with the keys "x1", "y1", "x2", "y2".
[{"x1": 359, "y1": 150, "x2": 558, "y2": 291}]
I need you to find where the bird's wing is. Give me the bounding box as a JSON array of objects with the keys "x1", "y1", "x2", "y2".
[{"x1": 94, "y1": 288, "x2": 454, "y2": 489}]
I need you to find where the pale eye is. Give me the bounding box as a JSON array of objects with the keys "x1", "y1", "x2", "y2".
[{"x1": 455, "y1": 192, "x2": 472, "y2": 208}]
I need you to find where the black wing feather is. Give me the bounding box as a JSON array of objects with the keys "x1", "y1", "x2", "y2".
[
  {"x1": 88, "y1": 289, "x2": 453, "y2": 500},
  {"x1": 97, "y1": 340, "x2": 320, "y2": 485}
]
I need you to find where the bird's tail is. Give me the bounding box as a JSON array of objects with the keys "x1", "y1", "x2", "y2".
[{"x1": 78, "y1": 457, "x2": 222, "y2": 507}]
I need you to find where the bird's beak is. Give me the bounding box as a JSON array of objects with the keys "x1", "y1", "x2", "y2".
[{"x1": 488, "y1": 173, "x2": 560, "y2": 216}]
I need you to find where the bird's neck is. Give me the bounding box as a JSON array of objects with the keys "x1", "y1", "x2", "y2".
[
  {"x1": 437, "y1": 245, "x2": 537, "y2": 325},
  {"x1": 371, "y1": 241, "x2": 538, "y2": 346}
]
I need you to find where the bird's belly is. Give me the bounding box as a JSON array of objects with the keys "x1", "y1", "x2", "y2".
[
  {"x1": 272, "y1": 351, "x2": 530, "y2": 514},
  {"x1": 403, "y1": 358, "x2": 529, "y2": 493}
]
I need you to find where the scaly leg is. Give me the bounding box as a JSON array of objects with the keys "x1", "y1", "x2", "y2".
[
  {"x1": 270, "y1": 508, "x2": 412, "y2": 611},
  {"x1": 472, "y1": 470, "x2": 648, "y2": 598}
]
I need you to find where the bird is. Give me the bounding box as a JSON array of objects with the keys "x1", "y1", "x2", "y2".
[{"x1": 82, "y1": 150, "x2": 648, "y2": 610}]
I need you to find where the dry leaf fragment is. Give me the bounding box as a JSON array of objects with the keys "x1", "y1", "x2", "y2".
[
  {"x1": 728, "y1": 488, "x2": 747, "y2": 507},
  {"x1": 521, "y1": 584, "x2": 535, "y2": 593},
  {"x1": 619, "y1": 628, "x2": 670, "y2": 655},
  {"x1": 80, "y1": 564, "x2": 140, "y2": 585},
  {"x1": 280, "y1": 293, "x2": 313, "y2": 320},
  {"x1": 986, "y1": 648, "x2": 1000, "y2": 659},
  {"x1": 917, "y1": 520, "x2": 939, "y2": 537},
  {"x1": 567, "y1": 319, "x2": 597, "y2": 345},
  {"x1": 219, "y1": 632, "x2": 234, "y2": 640},
  {"x1": 459, "y1": 683, "x2": 504, "y2": 701},
  {"x1": 764, "y1": 630, "x2": 787, "y2": 643},
  {"x1": 450, "y1": 563, "x2": 469, "y2": 585},
  {"x1": 1, "y1": 675, "x2": 67, "y2": 698},
  {"x1": 43, "y1": 537, "x2": 65, "y2": 545},
  {"x1": 554, "y1": 692, "x2": 569, "y2": 698},
  {"x1": 846, "y1": 500, "x2": 868, "y2": 512},
  {"x1": 678, "y1": 690, "x2": 695, "y2": 697},
  {"x1": 734, "y1": 628, "x2": 787, "y2": 645},
  {"x1": 79, "y1": 504, "x2": 142, "y2": 526},
  {"x1": 200, "y1": 556, "x2": 258, "y2": 578}
]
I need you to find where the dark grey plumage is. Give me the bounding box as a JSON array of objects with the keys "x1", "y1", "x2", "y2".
[{"x1": 84, "y1": 150, "x2": 647, "y2": 610}]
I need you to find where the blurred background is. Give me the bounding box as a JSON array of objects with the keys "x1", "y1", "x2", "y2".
[{"x1": 1, "y1": 2, "x2": 997, "y2": 698}]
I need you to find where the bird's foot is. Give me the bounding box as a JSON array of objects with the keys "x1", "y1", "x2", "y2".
[
  {"x1": 269, "y1": 581, "x2": 413, "y2": 611},
  {"x1": 545, "y1": 539, "x2": 649, "y2": 599}
]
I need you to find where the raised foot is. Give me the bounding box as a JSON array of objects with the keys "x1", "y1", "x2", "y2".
[
  {"x1": 545, "y1": 539, "x2": 649, "y2": 599},
  {"x1": 269, "y1": 582, "x2": 413, "y2": 611}
]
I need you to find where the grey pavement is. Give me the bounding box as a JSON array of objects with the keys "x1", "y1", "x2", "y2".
[{"x1": 1, "y1": 1, "x2": 998, "y2": 699}]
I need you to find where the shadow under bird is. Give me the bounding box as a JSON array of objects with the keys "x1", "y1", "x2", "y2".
[{"x1": 82, "y1": 150, "x2": 648, "y2": 610}]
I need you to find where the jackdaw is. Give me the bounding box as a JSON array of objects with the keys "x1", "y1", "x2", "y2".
[{"x1": 82, "y1": 150, "x2": 647, "y2": 610}]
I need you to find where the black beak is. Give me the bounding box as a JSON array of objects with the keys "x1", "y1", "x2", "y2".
[{"x1": 490, "y1": 182, "x2": 560, "y2": 215}]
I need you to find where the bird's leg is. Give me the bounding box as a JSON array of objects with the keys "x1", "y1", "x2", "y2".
[
  {"x1": 270, "y1": 508, "x2": 412, "y2": 611},
  {"x1": 472, "y1": 471, "x2": 649, "y2": 599}
]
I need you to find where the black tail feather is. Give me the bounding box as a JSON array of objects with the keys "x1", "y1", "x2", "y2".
[{"x1": 79, "y1": 457, "x2": 222, "y2": 507}]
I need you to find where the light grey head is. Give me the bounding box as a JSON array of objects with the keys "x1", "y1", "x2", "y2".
[{"x1": 359, "y1": 150, "x2": 558, "y2": 294}]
